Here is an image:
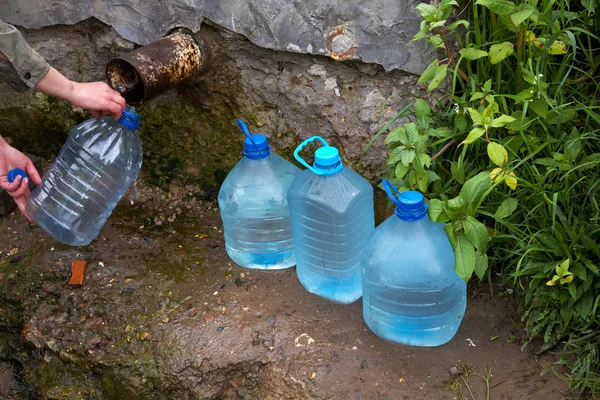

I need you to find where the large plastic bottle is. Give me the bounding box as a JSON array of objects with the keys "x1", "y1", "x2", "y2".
[
  {"x1": 288, "y1": 136, "x2": 374, "y2": 304},
  {"x1": 361, "y1": 180, "x2": 466, "y2": 346},
  {"x1": 218, "y1": 120, "x2": 300, "y2": 270},
  {"x1": 25, "y1": 106, "x2": 143, "y2": 246}
]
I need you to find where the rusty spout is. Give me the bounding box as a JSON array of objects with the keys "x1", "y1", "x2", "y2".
[{"x1": 106, "y1": 28, "x2": 210, "y2": 104}]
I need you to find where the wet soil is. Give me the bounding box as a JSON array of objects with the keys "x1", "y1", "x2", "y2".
[{"x1": 0, "y1": 184, "x2": 569, "y2": 399}]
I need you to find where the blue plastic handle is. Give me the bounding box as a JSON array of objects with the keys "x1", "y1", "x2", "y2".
[
  {"x1": 8, "y1": 168, "x2": 28, "y2": 186},
  {"x1": 237, "y1": 119, "x2": 269, "y2": 157},
  {"x1": 293, "y1": 136, "x2": 330, "y2": 175},
  {"x1": 382, "y1": 179, "x2": 412, "y2": 215}
]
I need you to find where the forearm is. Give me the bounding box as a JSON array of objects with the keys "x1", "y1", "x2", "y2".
[{"x1": 34, "y1": 67, "x2": 75, "y2": 103}]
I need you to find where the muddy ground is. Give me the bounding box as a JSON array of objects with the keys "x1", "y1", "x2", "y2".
[{"x1": 0, "y1": 183, "x2": 569, "y2": 399}]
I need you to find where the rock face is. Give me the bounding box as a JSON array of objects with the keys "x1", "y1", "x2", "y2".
[
  {"x1": 0, "y1": 18, "x2": 434, "y2": 195},
  {"x1": 1, "y1": 0, "x2": 433, "y2": 74}
]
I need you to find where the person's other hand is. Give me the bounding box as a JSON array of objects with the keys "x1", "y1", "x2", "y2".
[
  {"x1": 0, "y1": 142, "x2": 42, "y2": 221},
  {"x1": 69, "y1": 81, "x2": 126, "y2": 120}
]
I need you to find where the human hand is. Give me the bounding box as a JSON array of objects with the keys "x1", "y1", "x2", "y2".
[
  {"x1": 69, "y1": 81, "x2": 127, "y2": 120},
  {"x1": 0, "y1": 139, "x2": 42, "y2": 221}
]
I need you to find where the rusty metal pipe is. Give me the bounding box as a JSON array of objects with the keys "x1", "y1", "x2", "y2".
[{"x1": 106, "y1": 28, "x2": 210, "y2": 104}]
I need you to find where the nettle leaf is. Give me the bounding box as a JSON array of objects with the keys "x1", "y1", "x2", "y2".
[
  {"x1": 414, "y1": 135, "x2": 428, "y2": 153},
  {"x1": 470, "y1": 92, "x2": 485, "y2": 102},
  {"x1": 427, "y1": 64, "x2": 448, "y2": 92},
  {"x1": 483, "y1": 79, "x2": 492, "y2": 92},
  {"x1": 485, "y1": 94, "x2": 495, "y2": 104},
  {"x1": 461, "y1": 127, "x2": 486, "y2": 145},
  {"x1": 448, "y1": 19, "x2": 469, "y2": 30},
  {"x1": 414, "y1": 99, "x2": 431, "y2": 127},
  {"x1": 454, "y1": 232, "x2": 476, "y2": 282},
  {"x1": 384, "y1": 127, "x2": 403, "y2": 145},
  {"x1": 487, "y1": 142, "x2": 509, "y2": 167},
  {"x1": 407, "y1": 170, "x2": 418, "y2": 190},
  {"x1": 490, "y1": 114, "x2": 516, "y2": 128},
  {"x1": 430, "y1": 20, "x2": 447, "y2": 29},
  {"x1": 499, "y1": 14, "x2": 518, "y2": 32},
  {"x1": 455, "y1": 114, "x2": 468, "y2": 131},
  {"x1": 461, "y1": 47, "x2": 489, "y2": 60},
  {"x1": 401, "y1": 148, "x2": 416, "y2": 166},
  {"x1": 395, "y1": 162, "x2": 410, "y2": 179},
  {"x1": 405, "y1": 123, "x2": 419, "y2": 145},
  {"x1": 460, "y1": 171, "x2": 492, "y2": 213},
  {"x1": 463, "y1": 216, "x2": 489, "y2": 252},
  {"x1": 529, "y1": 99, "x2": 548, "y2": 117},
  {"x1": 428, "y1": 170, "x2": 441, "y2": 183},
  {"x1": 387, "y1": 147, "x2": 403, "y2": 164},
  {"x1": 446, "y1": 196, "x2": 468, "y2": 219},
  {"x1": 419, "y1": 59, "x2": 440, "y2": 84},
  {"x1": 445, "y1": 222, "x2": 458, "y2": 248},
  {"x1": 474, "y1": 251, "x2": 489, "y2": 280},
  {"x1": 489, "y1": 42, "x2": 514, "y2": 64},
  {"x1": 511, "y1": 7, "x2": 535, "y2": 26},
  {"x1": 428, "y1": 35, "x2": 446, "y2": 49},
  {"x1": 476, "y1": 0, "x2": 517, "y2": 14},
  {"x1": 416, "y1": 170, "x2": 429, "y2": 192},
  {"x1": 467, "y1": 107, "x2": 483, "y2": 126},
  {"x1": 495, "y1": 198, "x2": 518, "y2": 219},
  {"x1": 428, "y1": 199, "x2": 449, "y2": 222},
  {"x1": 410, "y1": 30, "x2": 429, "y2": 44},
  {"x1": 565, "y1": 129, "x2": 582, "y2": 162},
  {"x1": 575, "y1": 292, "x2": 594, "y2": 319}
]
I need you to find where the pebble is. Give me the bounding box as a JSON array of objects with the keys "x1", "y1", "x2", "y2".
[
  {"x1": 217, "y1": 327, "x2": 224, "y2": 332},
  {"x1": 448, "y1": 366, "x2": 462, "y2": 377}
]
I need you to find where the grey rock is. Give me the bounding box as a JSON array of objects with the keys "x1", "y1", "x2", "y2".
[{"x1": 0, "y1": 0, "x2": 433, "y2": 74}]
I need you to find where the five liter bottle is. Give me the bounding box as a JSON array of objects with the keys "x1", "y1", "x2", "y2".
[
  {"x1": 361, "y1": 180, "x2": 466, "y2": 346},
  {"x1": 218, "y1": 120, "x2": 300, "y2": 269},
  {"x1": 26, "y1": 106, "x2": 142, "y2": 246},
  {"x1": 288, "y1": 136, "x2": 374, "y2": 304}
]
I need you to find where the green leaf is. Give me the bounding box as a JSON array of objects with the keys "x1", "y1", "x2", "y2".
[
  {"x1": 460, "y1": 171, "x2": 492, "y2": 214},
  {"x1": 428, "y1": 170, "x2": 441, "y2": 183},
  {"x1": 444, "y1": 222, "x2": 458, "y2": 248},
  {"x1": 455, "y1": 113, "x2": 468, "y2": 131},
  {"x1": 470, "y1": 92, "x2": 485, "y2": 101},
  {"x1": 401, "y1": 148, "x2": 416, "y2": 166},
  {"x1": 407, "y1": 170, "x2": 418, "y2": 190},
  {"x1": 564, "y1": 129, "x2": 582, "y2": 162},
  {"x1": 582, "y1": 0, "x2": 598, "y2": 12},
  {"x1": 461, "y1": 127, "x2": 486, "y2": 145},
  {"x1": 511, "y1": 7, "x2": 535, "y2": 26},
  {"x1": 461, "y1": 47, "x2": 489, "y2": 60},
  {"x1": 495, "y1": 198, "x2": 518, "y2": 219},
  {"x1": 483, "y1": 79, "x2": 492, "y2": 92},
  {"x1": 454, "y1": 232, "x2": 476, "y2": 282},
  {"x1": 488, "y1": 42, "x2": 514, "y2": 64},
  {"x1": 474, "y1": 251, "x2": 489, "y2": 280},
  {"x1": 405, "y1": 123, "x2": 419, "y2": 145},
  {"x1": 427, "y1": 64, "x2": 448, "y2": 92},
  {"x1": 529, "y1": 99, "x2": 548, "y2": 118},
  {"x1": 475, "y1": 0, "x2": 517, "y2": 14},
  {"x1": 415, "y1": 3, "x2": 439, "y2": 21},
  {"x1": 583, "y1": 259, "x2": 600, "y2": 275},
  {"x1": 467, "y1": 107, "x2": 483, "y2": 126},
  {"x1": 490, "y1": 114, "x2": 516, "y2": 128},
  {"x1": 430, "y1": 127, "x2": 454, "y2": 137},
  {"x1": 546, "y1": 109, "x2": 576, "y2": 125},
  {"x1": 414, "y1": 135, "x2": 428, "y2": 153},
  {"x1": 446, "y1": 196, "x2": 468, "y2": 219},
  {"x1": 416, "y1": 169, "x2": 429, "y2": 192},
  {"x1": 487, "y1": 142, "x2": 509, "y2": 167},
  {"x1": 568, "y1": 283, "x2": 577, "y2": 300},
  {"x1": 395, "y1": 162, "x2": 410, "y2": 179},
  {"x1": 428, "y1": 35, "x2": 446, "y2": 49},
  {"x1": 419, "y1": 59, "x2": 440, "y2": 84},
  {"x1": 387, "y1": 147, "x2": 403, "y2": 164},
  {"x1": 447, "y1": 19, "x2": 469, "y2": 30},
  {"x1": 575, "y1": 292, "x2": 594, "y2": 319},
  {"x1": 414, "y1": 99, "x2": 431, "y2": 127},
  {"x1": 463, "y1": 216, "x2": 489, "y2": 252},
  {"x1": 451, "y1": 162, "x2": 465, "y2": 184},
  {"x1": 384, "y1": 127, "x2": 403, "y2": 144},
  {"x1": 499, "y1": 14, "x2": 518, "y2": 32},
  {"x1": 428, "y1": 199, "x2": 450, "y2": 222}
]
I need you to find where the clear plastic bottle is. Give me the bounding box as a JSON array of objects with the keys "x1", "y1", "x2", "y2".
[
  {"x1": 25, "y1": 106, "x2": 142, "y2": 246},
  {"x1": 288, "y1": 136, "x2": 374, "y2": 304},
  {"x1": 218, "y1": 120, "x2": 300, "y2": 269},
  {"x1": 361, "y1": 180, "x2": 466, "y2": 346}
]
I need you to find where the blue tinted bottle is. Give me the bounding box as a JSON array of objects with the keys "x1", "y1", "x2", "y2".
[
  {"x1": 218, "y1": 120, "x2": 300, "y2": 269},
  {"x1": 288, "y1": 136, "x2": 374, "y2": 304},
  {"x1": 361, "y1": 180, "x2": 466, "y2": 346}
]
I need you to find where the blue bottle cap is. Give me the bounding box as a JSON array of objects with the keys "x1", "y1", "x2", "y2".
[
  {"x1": 117, "y1": 106, "x2": 141, "y2": 130},
  {"x1": 294, "y1": 136, "x2": 343, "y2": 175},
  {"x1": 238, "y1": 120, "x2": 270, "y2": 159},
  {"x1": 8, "y1": 168, "x2": 28, "y2": 184},
  {"x1": 382, "y1": 180, "x2": 428, "y2": 221}
]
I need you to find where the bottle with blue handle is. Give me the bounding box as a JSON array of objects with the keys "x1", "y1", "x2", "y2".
[
  {"x1": 288, "y1": 136, "x2": 374, "y2": 304},
  {"x1": 361, "y1": 180, "x2": 466, "y2": 346},
  {"x1": 25, "y1": 106, "x2": 143, "y2": 246},
  {"x1": 218, "y1": 120, "x2": 300, "y2": 269}
]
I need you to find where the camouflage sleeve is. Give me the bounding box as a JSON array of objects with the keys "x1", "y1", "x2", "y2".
[{"x1": 0, "y1": 18, "x2": 50, "y2": 92}]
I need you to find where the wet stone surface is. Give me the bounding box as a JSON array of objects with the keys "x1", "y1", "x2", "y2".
[{"x1": 0, "y1": 184, "x2": 568, "y2": 399}]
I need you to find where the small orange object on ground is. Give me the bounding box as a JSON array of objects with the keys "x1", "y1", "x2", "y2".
[{"x1": 69, "y1": 260, "x2": 86, "y2": 286}]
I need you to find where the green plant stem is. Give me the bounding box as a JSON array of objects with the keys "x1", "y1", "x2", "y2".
[
  {"x1": 440, "y1": 29, "x2": 471, "y2": 83},
  {"x1": 516, "y1": 25, "x2": 524, "y2": 93}
]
